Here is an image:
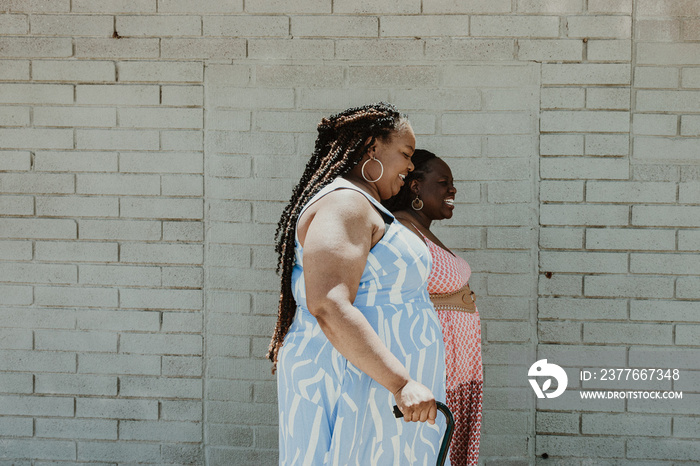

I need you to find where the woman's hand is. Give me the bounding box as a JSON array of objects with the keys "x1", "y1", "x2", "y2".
[{"x1": 394, "y1": 379, "x2": 437, "y2": 424}]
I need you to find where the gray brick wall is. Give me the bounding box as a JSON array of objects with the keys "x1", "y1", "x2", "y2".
[{"x1": 0, "y1": 1, "x2": 698, "y2": 464}]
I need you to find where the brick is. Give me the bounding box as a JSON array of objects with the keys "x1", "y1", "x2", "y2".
[
  {"x1": 638, "y1": 0, "x2": 700, "y2": 15},
  {"x1": 76, "y1": 84, "x2": 159, "y2": 105},
  {"x1": 482, "y1": 88, "x2": 538, "y2": 111},
  {"x1": 35, "y1": 151, "x2": 115, "y2": 173},
  {"x1": 635, "y1": 66, "x2": 678, "y2": 89},
  {"x1": 0, "y1": 218, "x2": 76, "y2": 239},
  {"x1": 0, "y1": 262, "x2": 76, "y2": 284},
  {"x1": 675, "y1": 417, "x2": 700, "y2": 438},
  {"x1": 681, "y1": 115, "x2": 700, "y2": 136},
  {"x1": 78, "y1": 219, "x2": 161, "y2": 240},
  {"x1": 79, "y1": 264, "x2": 160, "y2": 286},
  {"x1": 633, "y1": 114, "x2": 677, "y2": 136},
  {"x1": 424, "y1": 0, "x2": 511, "y2": 13},
  {"x1": 587, "y1": 39, "x2": 632, "y2": 61},
  {"x1": 541, "y1": 111, "x2": 629, "y2": 133},
  {"x1": 0, "y1": 328, "x2": 31, "y2": 349},
  {"x1": 584, "y1": 275, "x2": 674, "y2": 298},
  {"x1": 679, "y1": 229, "x2": 700, "y2": 251},
  {"x1": 251, "y1": 110, "x2": 321, "y2": 133},
  {"x1": 677, "y1": 324, "x2": 700, "y2": 345},
  {"x1": 162, "y1": 174, "x2": 203, "y2": 196},
  {"x1": 586, "y1": 88, "x2": 630, "y2": 111},
  {"x1": 0, "y1": 284, "x2": 32, "y2": 305},
  {"x1": 637, "y1": 18, "x2": 681, "y2": 42},
  {"x1": 582, "y1": 413, "x2": 669, "y2": 436},
  {"x1": 35, "y1": 286, "x2": 118, "y2": 307},
  {"x1": 121, "y1": 197, "x2": 203, "y2": 220},
  {"x1": 31, "y1": 14, "x2": 112, "y2": 35},
  {"x1": 121, "y1": 376, "x2": 201, "y2": 398},
  {"x1": 627, "y1": 438, "x2": 700, "y2": 461},
  {"x1": 424, "y1": 38, "x2": 515, "y2": 60},
  {"x1": 161, "y1": 130, "x2": 203, "y2": 151},
  {"x1": 163, "y1": 355, "x2": 201, "y2": 377},
  {"x1": 117, "y1": 61, "x2": 202, "y2": 83},
  {"x1": 204, "y1": 15, "x2": 287, "y2": 37},
  {"x1": 0, "y1": 240, "x2": 32, "y2": 260},
  {"x1": 119, "y1": 153, "x2": 202, "y2": 175},
  {"x1": 211, "y1": 88, "x2": 294, "y2": 110},
  {"x1": 0, "y1": 106, "x2": 28, "y2": 126},
  {"x1": 487, "y1": 181, "x2": 531, "y2": 203},
  {"x1": 76, "y1": 173, "x2": 159, "y2": 195},
  {"x1": 637, "y1": 90, "x2": 700, "y2": 113},
  {"x1": 541, "y1": 156, "x2": 630, "y2": 180},
  {"x1": 486, "y1": 321, "x2": 530, "y2": 343},
  {"x1": 0, "y1": 151, "x2": 30, "y2": 173},
  {"x1": 444, "y1": 64, "x2": 538, "y2": 88},
  {"x1": 75, "y1": 38, "x2": 159, "y2": 58},
  {"x1": 207, "y1": 110, "x2": 251, "y2": 131},
  {"x1": 34, "y1": 106, "x2": 117, "y2": 128},
  {"x1": 589, "y1": 0, "x2": 632, "y2": 13},
  {"x1": 120, "y1": 288, "x2": 202, "y2": 310},
  {"x1": 72, "y1": 0, "x2": 156, "y2": 12},
  {"x1": 121, "y1": 243, "x2": 202, "y2": 265},
  {"x1": 540, "y1": 181, "x2": 584, "y2": 202},
  {"x1": 77, "y1": 309, "x2": 160, "y2": 331},
  {"x1": 35, "y1": 330, "x2": 117, "y2": 353},
  {"x1": 158, "y1": 0, "x2": 241, "y2": 12},
  {"x1": 336, "y1": 38, "x2": 425, "y2": 61},
  {"x1": 83, "y1": 129, "x2": 160, "y2": 150},
  {"x1": 540, "y1": 251, "x2": 627, "y2": 273},
  {"x1": 1, "y1": 173, "x2": 75, "y2": 194},
  {"x1": 0, "y1": 416, "x2": 33, "y2": 436},
  {"x1": 254, "y1": 64, "x2": 343, "y2": 87},
  {"x1": 35, "y1": 196, "x2": 118, "y2": 218},
  {"x1": 116, "y1": 15, "x2": 201, "y2": 36},
  {"x1": 0, "y1": 394, "x2": 74, "y2": 417},
  {"x1": 517, "y1": 0, "x2": 582, "y2": 13},
  {"x1": 0, "y1": 13, "x2": 27, "y2": 33},
  {"x1": 163, "y1": 221, "x2": 202, "y2": 242},
  {"x1": 541, "y1": 204, "x2": 628, "y2": 226},
  {"x1": 0, "y1": 128, "x2": 73, "y2": 149},
  {"x1": 32, "y1": 60, "x2": 115, "y2": 82},
  {"x1": 584, "y1": 322, "x2": 672, "y2": 344},
  {"x1": 207, "y1": 423, "x2": 253, "y2": 445},
  {"x1": 587, "y1": 228, "x2": 675, "y2": 251},
  {"x1": 0, "y1": 349, "x2": 76, "y2": 372},
  {"x1": 0, "y1": 195, "x2": 32, "y2": 215},
  {"x1": 443, "y1": 112, "x2": 532, "y2": 135},
  {"x1": 539, "y1": 297, "x2": 626, "y2": 320},
  {"x1": 472, "y1": 15, "x2": 559, "y2": 37},
  {"x1": 542, "y1": 63, "x2": 630, "y2": 85},
  {"x1": 539, "y1": 227, "x2": 584, "y2": 249},
  {"x1": 36, "y1": 374, "x2": 117, "y2": 396},
  {"x1": 0, "y1": 84, "x2": 73, "y2": 104},
  {"x1": 333, "y1": 0, "x2": 416, "y2": 13},
  {"x1": 540, "y1": 134, "x2": 584, "y2": 155},
  {"x1": 119, "y1": 107, "x2": 203, "y2": 129},
  {"x1": 378, "y1": 15, "x2": 468, "y2": 37},
  {"x1": 632, "y1": 253, "x2": 700, "y2": 275},
  {"x1": 637, "y1": 165, "x2": 680, "y2": 181},
  {"x1": 633, "y1": 205, "x2": 700, "y2": 227},
  {"x1": 0, "y1": 308, "x2": 75, "y2": 330},
  {"x1": 119, "y1": 420, "x2": 201, "y2": 442},
  {"x1": 161, "y1": 84, "x2": 203, "y2": 105},
  {"x1": 248, "y1": 38, "x2": 333, "y2": 59},
  {"x1": 0, "y1": 439, "x2": 75, "y2": 461},
  {"x1": 518, "y1": 39, "x2": 583, "y2": 61},
  {"x1": 0, "y1": 37, "x2": 72, "y2": 57},
  {"x1": 161, "y1": 309, "x2": 203, "y2": 330},
  {"x1": 161, "y1": 444, "x2": 204, "y2": 464},
  {"x1": 36, "y1": 418, "x2": 117, "y2": 440},
  {"x1": 161, "y1": 400, "x2": 202, "y2": 421},
  {"x1": 538, "y1": 321, "x2": 582, "y2": 343},
  {"x1": 0, "y1": 59, "x2": 29, "y2": 80},
  {"x1": 121, "y1": 333, "x2": 201, "y2": 355},
  {"x1": 79, "y1": 353, "x2": 160, "y2": 375},
  {"x1": 77, "y1": 441, "x2": 161, "y2": 463},
  {"x1": 587, "y1": 181, "x2": 675, "y2": 203},
  {"x1": 161, "y1": 38, "x2": 246, "y2": 59},
  {"x1": 638, "y1": 43, "x2": 700, "y2": 65},
  {"x1": 540, "y1": 88, "x2": 584, "y2": 110},
  {"x1": 536, "y1": 411, "x2": 579, "y2": 434},
  {"x1": 568, "y1": 15, "x2": 631, "y2": 39}
]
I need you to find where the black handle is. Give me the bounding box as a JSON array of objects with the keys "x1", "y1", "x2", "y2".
[{"x1": 393, "y1": 401, "x2": 455, "y2": 466}]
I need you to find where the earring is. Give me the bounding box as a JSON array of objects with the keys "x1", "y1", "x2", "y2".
[
  {"x1": 411, "y1": 195, "x2": 423, "y2": 211},
  {"x1": 361, "y1": 156, "x2": 384, "y2": 183}
]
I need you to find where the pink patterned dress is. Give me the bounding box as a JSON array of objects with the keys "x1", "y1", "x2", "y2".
[{"x1": 419, "y1": 230, "x2": 483, "y2": 466}]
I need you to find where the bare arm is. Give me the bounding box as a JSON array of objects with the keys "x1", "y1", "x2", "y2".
[{"x1": 300, "y1": 190, "x2": 436, "y2": 423}]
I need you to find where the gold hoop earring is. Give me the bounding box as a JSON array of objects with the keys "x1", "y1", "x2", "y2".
[
  {"x1": 361, "y1": 156, "x2": 384, "y2": 183},
  {"x1": 412, "y1": 196, "x2": 423, "y2": 211}
]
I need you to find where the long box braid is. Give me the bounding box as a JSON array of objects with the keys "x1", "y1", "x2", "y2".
[{"x1": 267, "y1": 102, "x2": 409, "y2": 372}]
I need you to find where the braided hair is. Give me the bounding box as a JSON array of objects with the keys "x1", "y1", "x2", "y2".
[
  {"x1": 382, "y1": 149, "x2": 438, "y2": 212},
  {"x1": 268, "y1": 102, "x2": 409, "y2": 371}
]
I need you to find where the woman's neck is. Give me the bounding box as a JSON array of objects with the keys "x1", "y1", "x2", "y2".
[
  {"x1": 342, "y1": 173, "x2": 381, "y2": 202},
  {"x1": 395, "y1": 208, "x2": 432, "y2": 229}
]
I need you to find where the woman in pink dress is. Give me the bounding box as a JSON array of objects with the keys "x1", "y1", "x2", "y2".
[{"x1": 384, "y1": 149, "x2": 483, "y2": 466}]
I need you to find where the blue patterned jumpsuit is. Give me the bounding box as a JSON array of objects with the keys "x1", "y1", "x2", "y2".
[{"x1": 277, "y1": 178, "x2": 448, "y2": 465}]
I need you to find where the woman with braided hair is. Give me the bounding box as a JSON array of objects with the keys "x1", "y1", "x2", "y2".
[
  {"x1": 384, "y1": 150, "x2": 483, "y2": 466},
  {"x1": 269, "y1": 103, "x2": 448, "y2": 465}
]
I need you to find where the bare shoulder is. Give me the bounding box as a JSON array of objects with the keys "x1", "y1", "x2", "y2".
[{"x1": 298, "y1": 188, "x2": 383, "y2": 246}]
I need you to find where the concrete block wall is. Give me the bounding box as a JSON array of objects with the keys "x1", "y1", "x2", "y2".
[{"x1": 0, "y1": 1, "x2": 698, "y2": 464}]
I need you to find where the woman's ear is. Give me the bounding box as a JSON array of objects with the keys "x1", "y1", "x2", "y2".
[{"x1": 410, "y1": 179, "x2": 421, "y2": 195}]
